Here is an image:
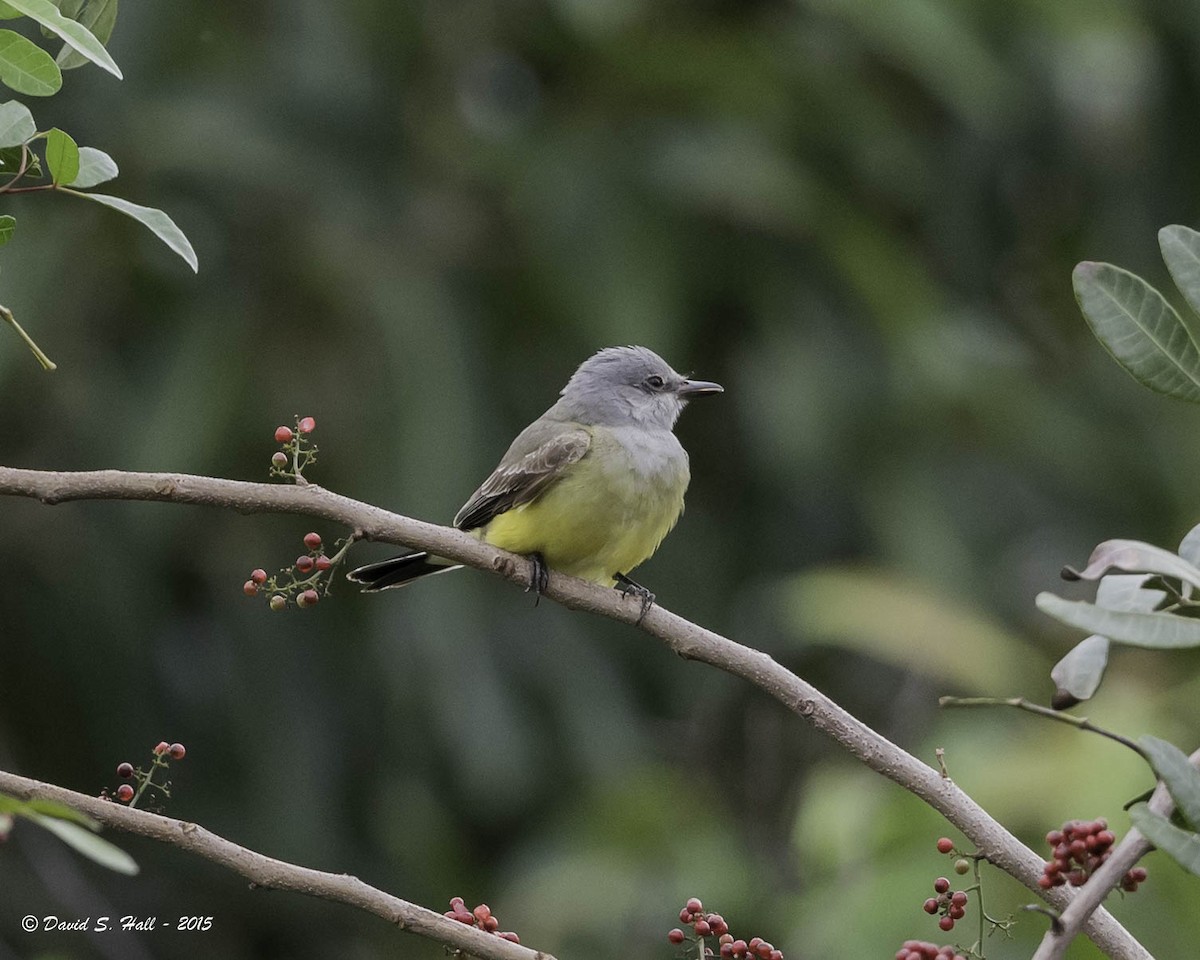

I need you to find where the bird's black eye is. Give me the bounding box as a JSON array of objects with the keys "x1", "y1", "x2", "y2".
[{"x1": 645, "y1": 374, "x2": 666, "y2": 390}]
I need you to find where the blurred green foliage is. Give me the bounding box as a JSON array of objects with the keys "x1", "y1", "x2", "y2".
[{"x1": 2, "y1": 0, "x2": 1200, "y2": 957}]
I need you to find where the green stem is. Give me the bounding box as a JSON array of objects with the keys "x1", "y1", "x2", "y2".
[
  {"x1": 0, "y1": 303, "x2": 56, "y2": 371},
  {"x1": 129, "y1": 753, "x2": 169, "y2": 809},
  {"x1": 938, "y1": 697, "x2": 1144, "y2": 756}
]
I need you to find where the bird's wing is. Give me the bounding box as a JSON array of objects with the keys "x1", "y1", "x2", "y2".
[{"x1": 453, "y1": 423, "x2": 592, "y2": 531}]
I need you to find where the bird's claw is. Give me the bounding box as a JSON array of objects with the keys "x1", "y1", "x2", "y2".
[
  {"x1": 525, "y1": 553, "x2": 549, "y2": 605},
  {"x1": 614, "y1": 572, "x2": 655, "y2": 623}
]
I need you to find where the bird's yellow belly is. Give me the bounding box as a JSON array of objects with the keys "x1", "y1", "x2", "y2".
[{"x1": 481, "y1": 437, "x2": 687, "y2": 585}]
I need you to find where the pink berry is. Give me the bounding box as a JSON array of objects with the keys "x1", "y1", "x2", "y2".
[
  {"x1": 116, "y1": 784, "x2": 134, "y2": 802},
  {"x1": 274, "y1": 426, "x2": 293, "y2": 443},
  {"x1": 269, "y1": 594, "x2": 287, "y2": 611},
  {"x1": 271, "y1": 451, "x2": 288, "y2": 467},
  {"x1": 297, "y1": 589, "x2": 319, "y2": 607},
  {"x1": 499, "y1": 932, "x2": 520, "y2": 943},
  {"x1": 315, "y1": 555, "x2": 332, "y2": 571},
  {"x1": 298, "y1": 416, "x2": 316, "y2": 433},
  {"x1": 169, "y1": 742, "x2": 186, "y2": 760},
  {"x1": 153, "y1": 741, "x2": 170, "y2": 755},
  {"x1": 116, "y1": 762, "x2": 133, "y2": 779},
  {"x1": 936, "y1": 838, "x2": 954, "y2": 854},
  {"x1": 243, "y1": 580, "x2": 259, "y2": 596},
  {"x1": 304, "y1": 532, "x2": 322, "y2": 550},
  {"x1": 250, "y1": 568, "x2": 268, "y2": 584},
  {"x1": 296, "y1": 555, "x2": 315, "y2": 573},
  {"x1": 668, "y1": 929, "x2": 685, "y2": 944},
  {"x1": 938, "y1": 917, "x2": 954, "y2": 932},
  {"x1": 933, "y1": 877, "x2": 950, "y2": 894},
  {"x1": 686, "y1": 897, "x2": 703, "y2": 915},
  {"x1": 922, "y1": 899, "x2": 939, "y2": 915},
  {"x1": 695, "y1": 920, "x2": 711, "y2": 936},
  {"x1": 472, "y1": 904, "x2": 491, "y2": 922}
]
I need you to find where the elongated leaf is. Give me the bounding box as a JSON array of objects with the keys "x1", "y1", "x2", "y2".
[
  {"x1": 0, "y1": 29, "x2": 61, "y2": 95},
  {"x1": 1074, "y1": 261, "x2": 1200, "y2": 402},
  {"x1": 0, "y1": 143, "x2": 39, "y2": 176},
  {"x1": 45, "y1": 125, "x2": 77, "y2": 184},
  {"x1": 1138, "y1": 736, "x2": 1200, "y2": 829},
  {"x1": 1036, "y1": 592, "x2": 1200, "y2": 648},
  {"x1": 1050, "y1": 635, "x2": 1109, "y2": 706},
  {"x1": 0, "y1": 98, "x2": 33, "y2": 147},
  {"x1": 0, "y1": 0, "x2": 119, "y2": 77},
  {"x1": 1130, "y1": 803, "x2": 1200, "y2": 876},
  {"x1": 65, "y1": 189, "x2": 197, "y2": 272},
  {"x1": 0, "y1": 2, "x2": 21, "y2": 17},
  {"x1": 0, "y1": 213, "x2": 15, "y2": 245},
  {"x1": 19, "y1": 796, "x2": 98, "y2": 828},
  {"x1": 26, "y1": 813, "x2": 138, "y2": 874},
  {"x1": 1096, "y1": 573, "x2": 1166, "y2": 612},
  {"x1": 1063, "y1": 539, "x2": 1200, "y2": 589},
  {"x1": 1160, "y1": 225, "x2": 1200, "y2": 324},
  {"x1": 69, "y1": 144, "x2": 115, "y2": 186},
  {"x1": 57, "y1": 0, "x2": 116, "y2": 70},
  {"x1": 1180, "y1": 523, "x2": 1200, "y2": 567}
]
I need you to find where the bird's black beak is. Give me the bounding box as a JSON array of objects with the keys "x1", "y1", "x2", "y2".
[{"x1": 676, "y1": 378, "x2": 724, "y2": 397}]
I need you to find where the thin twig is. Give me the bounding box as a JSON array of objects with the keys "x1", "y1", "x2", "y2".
[
  {"x1": 1029, "y1": 748, "x2": 1200, "y2": 960},
  {"x1": 0, "y1": 769, "x2": 552, "y2": 960},
  {"x1": 939, "y1": 697, "x2": 1145, "y2": 755},
  {"x1": 0, "y1": 465, "x2": 1152, "y2": 960}
]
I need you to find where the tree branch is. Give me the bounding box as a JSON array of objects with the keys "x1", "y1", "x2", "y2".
[
  {"x1": 0, "y1": 465, "x2": 1151, "y2": 959},
  {"x1": 1031, "y1": 748, "x2": 1200, "y2": 960},
  {"x1": 0, "y1": 768, "x2": 552, "y2": 960}
]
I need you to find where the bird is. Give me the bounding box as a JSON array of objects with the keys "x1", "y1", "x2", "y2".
[{"x1": 346, "y1": 345, "x2": 722, "y2": 612}]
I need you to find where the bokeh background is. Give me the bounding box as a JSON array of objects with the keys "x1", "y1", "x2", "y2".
[{"x1": 2, "y1": 1, "x2": 1200, "y2": 957}]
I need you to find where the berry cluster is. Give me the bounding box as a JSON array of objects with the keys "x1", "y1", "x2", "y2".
[
  {"x1": 269, "y1": 416, "x2": 318, "y2": 483},
  {"x1": 442, "y1": 898, "x2": 520, "y2": 944},
  {"x1": 243, "y1": 530, "x2": 351, "y2": 610},
  {"x1": 894, "y1": 941, "x2": 967, "y2": 960},
  {"x1": 668, "y1": 898, "x2": 783, "y2": 960},
  {"x1": 1038, "y1": 819, "x2": 1146, "y2": 892},
  {"x1": 922, "y1": 876, "x2": 968, "y2": 932},
  {"x1": 100, "y1": 740, "x2": 185, "y2": 809}
]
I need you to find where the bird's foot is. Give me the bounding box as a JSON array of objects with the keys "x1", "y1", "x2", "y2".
[
  {"x1": 614, "y1": 572, "x2": 655, "y2": 623},
  {"x1": 525, "y1": 553, "x2": 549, "y2": 605}
]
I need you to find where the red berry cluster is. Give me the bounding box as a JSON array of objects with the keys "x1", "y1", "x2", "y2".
[
  {"x1": 894, "y1": 940, "x2": 967, "y2": 960},
  {"x1": 269, "y1": 415, "x2": 318, "y2": 482},
  {"x1": 1038, "y1": 819, "x2": 1146, "y2": 891},
  {"x1": 921, "y1": 876, "x2": 967, "y2": 933},
  {"x1": 442, "y1": 898, "x2": 520, "y2": 944},
  {"x1": 244, "y1": 530, "x2": 347, "y2": 610},
  {"x1": 668, "y1": 898, "x2": 783, "y2": 960},
  {"x1": 101, "y1": 740, "x2": 185, "y2": 809}
]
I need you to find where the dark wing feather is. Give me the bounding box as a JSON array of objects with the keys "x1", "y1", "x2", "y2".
[{"x1": 453, "y1": 424, "x2": 591, "y2": 531}]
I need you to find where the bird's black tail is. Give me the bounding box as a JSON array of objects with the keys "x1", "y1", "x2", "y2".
[{"x1": 345, "y1": 552, "x2": 462, "y2": 592}]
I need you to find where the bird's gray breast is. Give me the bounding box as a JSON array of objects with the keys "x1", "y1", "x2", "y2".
[{"x1": 601, "y1": 424, "x2": 690, "y2": 483}]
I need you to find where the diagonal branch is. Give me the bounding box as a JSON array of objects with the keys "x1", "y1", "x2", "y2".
[
  {"x1": 1031, "y1": 747, "x2": 1200, "y2": 960},
  {"x1": 0, "y1": 768, "x2": 552, "y2": 960},
  {"x1": 0, "y1": 465, "x2": 1151, "y2": 960}
]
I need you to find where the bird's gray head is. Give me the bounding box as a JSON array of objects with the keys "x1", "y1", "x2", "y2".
[{"x1": 551, "y1": 345, "x2": 723, "y2": 430}]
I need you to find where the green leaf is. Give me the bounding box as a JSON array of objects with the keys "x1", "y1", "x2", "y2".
[
  {"x1": 1130, "y1": 803, "x2": 1200, "y2": 876},
  {"x1": 0, "y1": 213, "x2": 15, "y2": 245},
  {"x1": 1137, "y1": 735, "x2": 1200, "y2": 830},
  {"x1": 1160, "y1": 225, "x2": 1200, "y2": 324},
  {"x1": 25, "y1": 812, "x2": 139, "y2": 874},
  {"x1": 1073, "y1": 260, "x2": 1200, "y2": 402},
  {"x1": 0, "y1": 98, "x2": 33, "y2": 146},
  {"x1": 65, "y1": 189, "x2": 197, "y2": 272},
  {"x1": 19, "y1": 796, "x2": 99, "y2": 828},
  {"x1": 68, "y1": 143, "x2": 115, "y2": 186},
  {"x1": 0, "y1": 29, "x2": 61, "y2": 96},
  {"x1": 1050, "y1": 635, "x2": 1109, "y2": 705},
  {"x1": 0, "y1": 0, "x2": 119, "y2": 78},
  {"x1": 1064, "y1": 539, "x2": 1200, "y2": 589},
  {"x1": 57, "y1": 0, "x2": 116, "y2": 70},
  {"x1": 44, "y1": 125, "x2": 76, "y2": 184},
  {"x1": 0, "y1": 2, "x2": 22, "y2": 18},
  {"x1": 0, "y1": 143, "x2": 39, "y2": 176},
  {"x1": 1036, "y1": 592, "x2": 1200, "y2": 649}
]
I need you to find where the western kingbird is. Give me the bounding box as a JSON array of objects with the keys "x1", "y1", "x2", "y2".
[{"x1": 346, "y1": 345, "x2": 722, "y2": 608}]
